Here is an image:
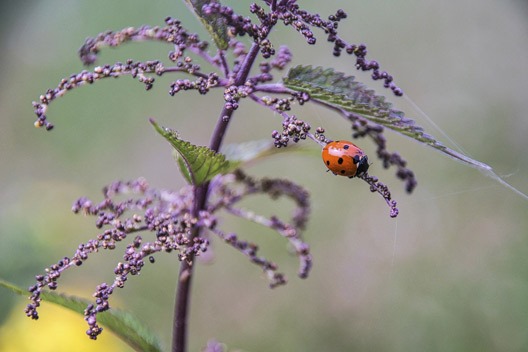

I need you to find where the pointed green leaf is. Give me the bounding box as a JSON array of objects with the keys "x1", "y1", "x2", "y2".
[
  {"x1": 173, "y1": 150, "x2": 194, "y2": 184},
  {"x1": 184, "y1": 0, "x2": 229, "y2": 50},
  {"x1": 150, "y1": 119, "x2": 232, "y2": 186},
  {"x1": 283, "y1": 65, "x2": 494, "y2": 171},
  {"x1": 0, "y1": 279, "x2": 163, "y2": 352}
]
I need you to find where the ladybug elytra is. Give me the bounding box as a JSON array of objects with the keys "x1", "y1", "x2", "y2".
[{"x1": 322, "y1": 140, "x2": 369, "y2": 178}]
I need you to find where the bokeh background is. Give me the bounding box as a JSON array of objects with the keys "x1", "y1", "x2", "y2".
[{"x1": 1, "y1": 1, "x2": 528, "y2": 351}]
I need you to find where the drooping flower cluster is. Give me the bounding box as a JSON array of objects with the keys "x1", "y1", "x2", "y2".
[
  {"x1": 358, "y1": 173, "x2": 399, "y2": 218},
  {"x1": 26, "y1": 172, "x2": 311, "y2": 339},
  {"x1": 350, "y1": 116, "x2": 417, "y2": 193},
  {"x1": 33, "y1": 2, "x2": 404, "y2": 131},
  {"x1": 209, "y1": 170, "x2": 312, "y2": 284},
  {"x1": 78, "y1": 17, "x2": 209, "y2": 66}
]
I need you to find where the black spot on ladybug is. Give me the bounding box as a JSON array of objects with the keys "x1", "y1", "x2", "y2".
[
  {"x1": 343, "y1": 144, "x2": 349, "y2": 150},
  {"x1": 340, "y1": 170, "x2": 346, "y2": 174},
  {"x1": 352, "y1": 155, "x2": 360, "y2": 164},
  {"x1": 338, "y1": 157, "x2": 343, "y2": 164},
  {"x1": 326, "y1": 160, "x2": 330, "y2": 166}
]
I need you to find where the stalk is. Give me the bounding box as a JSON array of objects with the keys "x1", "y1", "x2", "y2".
[{"x1": 172, "y1": 43, "x2": 260, "y2": 352}]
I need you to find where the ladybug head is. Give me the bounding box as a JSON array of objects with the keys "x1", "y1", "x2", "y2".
[{"x1": 356, "y1": 155, "x2": 369, "y2": 176}]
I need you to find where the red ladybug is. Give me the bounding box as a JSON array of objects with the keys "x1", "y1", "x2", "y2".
[{"x1": 322, "y1": 140, "x2": 369, "y2": 178}]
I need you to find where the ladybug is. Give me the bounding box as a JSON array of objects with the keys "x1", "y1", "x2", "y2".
[{"x1": 322, "y1": 140, "x2": 369, "y2": 178}]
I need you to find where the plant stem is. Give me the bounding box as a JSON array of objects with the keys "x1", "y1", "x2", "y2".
[
  {"x1": 171, "y1": 186, "x2": 207, "y2": 352},
  {"x1": 172, "y1": 42, "x2": 260, "y2": 352}
]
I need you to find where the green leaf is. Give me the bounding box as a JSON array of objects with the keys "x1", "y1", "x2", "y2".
[
  {"x1": 283, "y1": 65, "x2": 494, "y2": 170},
  {"x1": 0, "y1": 279, "x2": 163, "y2": 352},
  {"x1": 184, "y1": 0, "x2": 229, "y2": 50},
  {"x1": 221, "y1": 139, "x2": 309, "y2": 166},
  {"x1": 150, "y1": 119, "x2": 232, "y2": 186},
  {"x1": 284, "y1": 65, "x2": 528, "y2": 201},
  {"x1": 222, "y1": 139, "x2": 276, "y2": 164}
]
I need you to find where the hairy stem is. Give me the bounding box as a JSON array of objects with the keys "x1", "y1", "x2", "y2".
[{"x1": 172, "y1": 42, "x2": 261, "y2": 352}]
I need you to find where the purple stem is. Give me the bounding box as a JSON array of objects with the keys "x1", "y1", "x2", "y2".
[
  {"x1": 172, "y1": 42, "x2": 260, "y2": 352},
  {"x1": 218, "y1": 50, "x2": 230, "y2": 77},
  {"x1": 271, "y1": 0, "x2": 277, "y2": 12}
]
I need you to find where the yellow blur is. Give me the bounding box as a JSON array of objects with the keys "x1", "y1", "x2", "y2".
[{"x1": 0, "y1": 302, "x2": 131, "y2": 352}]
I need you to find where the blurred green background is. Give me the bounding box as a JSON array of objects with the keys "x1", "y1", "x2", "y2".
[{"x1": 1, "y1": 1, "x2": 528, "y2": 351}]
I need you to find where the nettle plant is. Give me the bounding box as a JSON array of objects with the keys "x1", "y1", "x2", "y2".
[{"x1": 11, "y1": 1, "x2": 523, "y2": 351}]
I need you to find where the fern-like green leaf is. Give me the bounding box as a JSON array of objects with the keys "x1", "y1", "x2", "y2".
[
  {"x1": 0, "y1": 279, "x2": 163, "y2": 352},
  {"x1": 283, "y1": 65, "x2": 494, "y2": 170},
  {"x1": 184, "y1": 0, "x2": 229, "y2": 50},
  {"x1": 150, "y1": 119, "x2": 232, "y2": 186}
]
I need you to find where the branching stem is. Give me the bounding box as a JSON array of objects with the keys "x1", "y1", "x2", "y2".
[{"x1": 172, "y1": 42, "x2": 261, "y2": 352}]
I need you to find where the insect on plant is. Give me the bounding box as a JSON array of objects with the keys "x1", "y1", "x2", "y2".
[{"x1": 0, "y1": 1, "x2": 525, "y2": 352}]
